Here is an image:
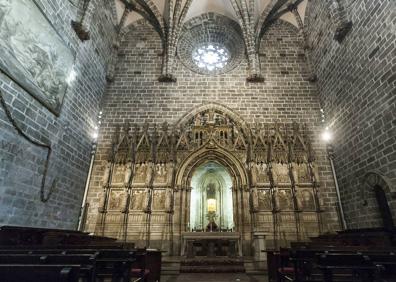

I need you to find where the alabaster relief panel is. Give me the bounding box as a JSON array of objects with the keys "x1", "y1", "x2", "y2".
[
  {"x1": 272, "y1": 164, "x2": 291, "y2": 185},
  {"x1": 130, "y1": 190, "x2": 145, "y2": 210},
  {"x1": 133, "y1": 163, "x2": 149, "y2": 185},
  {"x1": 294, "y1": 163, "x2": 311, "y2": 184},
  {"x1": 258, "y1": 189, "x2": 272, "y2": 210},
  {"x1": 108, "y1": 189, "x2": 126, "y2": 211},
  {"x1": 152, "y1": 190, "x2": 165, "y2": 210},
  {"x1": 253, "y1": 163, "x2": 270, "y2": 185},
  {"x1": 296, "y1": 188, "x2": 316, "y2": 211},
  {"x1": 154, "y1": 163, "x2": 172, "y2": 185},
  {"x1": 0, "y1": 0, "x2": 74, "y2": 115},
  {"x1": 112, "y1": 164, "x2": 126, "y2": 185},
  {"x1": 275, "y1": 188, "x2": 294, "y2": 211}
]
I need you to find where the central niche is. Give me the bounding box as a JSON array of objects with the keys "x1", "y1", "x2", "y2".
[{"x1": 190, "y1": 162, "x2": 234, "y2": 231}]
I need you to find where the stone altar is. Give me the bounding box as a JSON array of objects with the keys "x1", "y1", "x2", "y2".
[{"x1": 181, "y1": 232, "x2": 242, "y2": 258}]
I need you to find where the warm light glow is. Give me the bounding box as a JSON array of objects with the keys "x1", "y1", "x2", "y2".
[
  {"x1": 92, "y1": 132, "x2": 98, "y2": 140},
  {"x1": 322, "y1": 127, "x2": 332, "y2": 142},
  {"x1": 193, "y1": 44, "x2": 230, "y2": 72},
  {"x1": 207, "y1": 199, "x2": 216, "y2": 212}
]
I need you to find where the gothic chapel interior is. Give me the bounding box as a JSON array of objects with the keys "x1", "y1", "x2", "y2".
[{"x1": 0, "y1": 0, "x2": 395, "y2": 281}]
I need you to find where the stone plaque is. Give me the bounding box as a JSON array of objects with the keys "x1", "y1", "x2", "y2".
[{"x1": 0, "y1": 0, "x2": 75, "y2": 115}]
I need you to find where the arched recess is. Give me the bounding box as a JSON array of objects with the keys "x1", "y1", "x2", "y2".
[
  {"x1": 176, "y1": 146, "x2": 249, "y2": 189},
  {"x1": 171, "y1": 103, "x2": 254, "y2": 255},
  {"x1": 362, "y1": 171, "x2": 396, "y2": 229}
]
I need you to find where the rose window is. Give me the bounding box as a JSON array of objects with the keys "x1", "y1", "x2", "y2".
[{"x1": 192, "y1": 44, "x2": 230, "y2": 72}]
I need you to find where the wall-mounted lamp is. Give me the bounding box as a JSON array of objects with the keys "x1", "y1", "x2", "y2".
[
  {"x1": 78, "y1": 108, "x2": 103, "y2": 231},
  {"x1": 321, "y1": 127, "x2": 333, "y2": 143},
  {"x1": 320, "y1": 110, "x2": 347, "y2": 230}
]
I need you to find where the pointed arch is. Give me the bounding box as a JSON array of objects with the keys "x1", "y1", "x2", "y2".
[{"x1": 175, "y1": 102, "x2": 249, "y2": 132}]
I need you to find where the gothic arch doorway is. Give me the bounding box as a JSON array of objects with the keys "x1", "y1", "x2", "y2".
[
  {"x1": 174, "y1": 146, "x2": 252, "y2": 256},
  {"x1": 190, "y1": 162, "x2": 234, "y2": 232}
]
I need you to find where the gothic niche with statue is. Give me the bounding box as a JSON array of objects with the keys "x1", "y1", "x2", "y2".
[{"x1": 85, "y1": 105, "x2": 328, "y2": 261}]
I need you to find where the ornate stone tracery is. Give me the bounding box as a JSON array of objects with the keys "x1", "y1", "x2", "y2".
[{"x1": 89, "y1": 104, "x2": 328, "y2": 255}]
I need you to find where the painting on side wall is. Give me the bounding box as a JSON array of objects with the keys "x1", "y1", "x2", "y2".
[{"x1": 0, "y1": 0, "x2": 74, "y2": 115}]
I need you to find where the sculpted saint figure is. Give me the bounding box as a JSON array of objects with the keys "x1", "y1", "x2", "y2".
[
  {"x1": 164, "y1": 188, "x2": 173, "y2": 213},
  {"x1": 102, "y1": 163, "x2": 111, "y2": 187},
  {"x1": 124, "y1": 162, "x2": 132, "y2": 186},
  {"x1": 121, "y1": 191, "x2": 129, "y2": 213},
  {"x1": 143, "y1": 188, "x2": 151, "y2": 213},
  {"x1": 309, "y1": 163, "x2": 320, "y2": 184},
  {"x1": 291, "y1": 164, "x2": 298, "y2": 184},
  {"x1": 98, "y1": 191, "x2": 107, "y2": 213},
  {"x1": 251, "y1": 187, "x2": 259, "y2": 211}
]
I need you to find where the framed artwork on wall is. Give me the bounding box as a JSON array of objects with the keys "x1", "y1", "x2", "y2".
[{"x1": 0, "y1": 0, "x2": 75, "y2": 116}]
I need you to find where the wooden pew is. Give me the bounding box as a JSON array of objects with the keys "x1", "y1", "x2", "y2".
[
  {"x1": 0, "y1": 264, "x2": 81, "y2": 282},
  {"x1": 273, "y1": 228, "x2": 396, "y2": 282},
  {"x1": 316, "y1": 253, "x2": 380, "y2": 282},
  {"x1": 0, "y1": 226, "x2": 161, "y2": 282}
]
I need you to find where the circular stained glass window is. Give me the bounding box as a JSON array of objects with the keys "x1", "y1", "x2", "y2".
[{"x1": 192, "y1": 44, "x2": 230, "y2": 72}]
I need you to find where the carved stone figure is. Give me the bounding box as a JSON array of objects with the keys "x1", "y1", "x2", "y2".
[
  {"x1": 296, "y1": 164, "x2": 310, "y2": 184},
  {"x1": 251, "y1": 187, "x2": 259, "y2": 211},
  {"x1": 275, "y1": 189, "x2": 293, "y2": 211},
  {"x1": 112, "y1": 164, "x2": 125, "y2": 184},
  {"x1": 0, "y1": 0, "x2": 74, "y2": 113},
  {"x1": 194, "y1": 114, "x2": 202, "y2": 126},
  {"x1": 272, "y1": 164, "x2": 290, "y2": 185},
  {"x1": 102, "y1": 163, "x2": 111, "y2": 187},
  {"x1": 124, "y1": 162, "x2": 132, "y2": 186},
  {"x1": 165, "y1": 188, "x2": 173, "y2": 213},
  {"x1": 98, "y1": 191, "x2": 107, "y2": 213},
  {"x1": 166, "y1": 162, "x2": 174, "y2": 185},
  {"x1": 109, "y1": 190, "x2": 122, "y2": 210},
  {"x1": 155, "y1": 163, "x2": 167, "y2": 183},
  {"x1": 143, "y1": 188, "x2": 151, "y2": 213},
  {"x1": 131, "y1": 190, "x2": 144, "y2": 210},
  {"x1": 297, "y1": 189, "x2": 315, "y2": 210},
  {"x1": 309, "y1": 163, "x2": 320, "y2": 184},
  {"x1": 153, "y1": 190, "x2": 165, "y2": 210},
  {"x1": 121, "y1": 191, "x2": 129, "y2": 213},
  {"x1": 134, "y1": 162, "x2": 147, "y2": 183},
  {"x1": 291, "y1": 164, "x2": 298, "y2": 184},
  {"x1": 258, "y1": 190, "x2": 272, "y2": 210}
]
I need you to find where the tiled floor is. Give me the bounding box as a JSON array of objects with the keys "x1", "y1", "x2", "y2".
[{"x1": 161, "y1": 273, "x2": 268, "y2": 282}]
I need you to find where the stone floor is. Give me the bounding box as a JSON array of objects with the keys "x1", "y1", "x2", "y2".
[{"x1": 161, "y1": 273, "x2": 268, "y2": 282}]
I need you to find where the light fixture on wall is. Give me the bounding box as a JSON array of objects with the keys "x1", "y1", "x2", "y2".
[
  {"x1": 321, "y1": 126, "x2": 332, "y2": 142},
  {"x1": 320, "y1": 108, "x2": 347, "y2": 230},
  {"x1": 78, "y1": 109, "x2": 103, "y2": 231}
]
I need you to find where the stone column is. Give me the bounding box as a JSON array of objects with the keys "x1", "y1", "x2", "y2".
[{"x1": 253, "y1": 232, "x2": 267, "y2": 270}]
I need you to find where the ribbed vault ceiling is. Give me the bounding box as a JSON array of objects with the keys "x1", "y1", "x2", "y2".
[{"x1": 114, "y1": 0, "x2": 308, "y2": 29}]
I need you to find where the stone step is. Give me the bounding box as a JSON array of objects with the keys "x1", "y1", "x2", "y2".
[
  {"x1": 180, "y1": 264, "x2": 245, "y2": 273},
  {"x1": 180, "y1": 257, "x2": 245, "y2": 273}
]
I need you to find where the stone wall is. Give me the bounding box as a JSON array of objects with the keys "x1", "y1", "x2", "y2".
[
  {"x1": 305, "y1": 0, "x2": 396, "y2": 228},
  {"x1": 0, "y1": 0, "x2": 116, "y2": 228},
  {"x1": 85, "y1": 19, "x2": 341, "y2": 239}
]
